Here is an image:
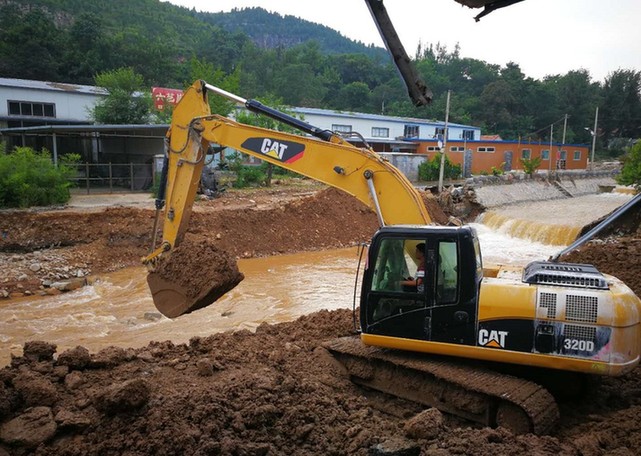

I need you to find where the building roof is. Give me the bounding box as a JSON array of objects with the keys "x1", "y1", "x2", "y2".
[
  {"x1": 0, "y1": 124, "x2": 168, "y2": 138},
  {"x1": 0, "y1": 78, "x2": 108, "y2": 96}
]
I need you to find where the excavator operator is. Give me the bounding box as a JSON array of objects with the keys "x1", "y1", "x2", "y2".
[{"x1": 400, "y1": 243, "x2": 426, "y2": 292}]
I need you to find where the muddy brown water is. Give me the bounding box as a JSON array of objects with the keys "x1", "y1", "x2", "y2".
[{"x1": 0, "y1": 192, "x2": 633, "y2": 367}]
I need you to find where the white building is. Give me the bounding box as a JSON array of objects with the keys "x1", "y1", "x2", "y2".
[
  {"x1": 291, "y1": 107, "x2": 481, "y2": 152},
  {"x1": 0, "y1": 78, "x2": 106, "y2": 129}
]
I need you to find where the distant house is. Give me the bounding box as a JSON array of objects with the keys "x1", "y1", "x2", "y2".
[{"x1": 418, "y1": 139, "x2": 590, "y2": 174}]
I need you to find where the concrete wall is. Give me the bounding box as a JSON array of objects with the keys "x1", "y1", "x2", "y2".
[
  {"x1": 379, "y1": 152, "x2": 427, "y2": 182},
  {"x1": 468, "y1": 170, "x2": 619, "y2": 208}
]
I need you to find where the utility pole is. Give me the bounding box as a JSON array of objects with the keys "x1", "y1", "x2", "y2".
[
  {"x1": 561, "y1": 113, "x2": 568, "y2": 144},
  {"x1": 548, "y1": 124, "x2": 554, "y2": 174},
  {"x1": 438, "y1": 90, "x2": 451, "y2": 192},
  {"x1": 590, "y1": 107, "x2": 599, "y2": 171}
]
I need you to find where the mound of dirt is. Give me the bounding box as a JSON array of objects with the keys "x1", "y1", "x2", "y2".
[
  {"x1": 3, "y1": 308, "x2": 641, "y2": 455},
  {"x1": 147, "y1": 234, "x2": 245, "y2": 318}
]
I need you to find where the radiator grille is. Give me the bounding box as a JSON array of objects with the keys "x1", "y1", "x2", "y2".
[
  {"x1": 539, "y1": 292, "x2": 557, "y2": 318},
  {"x1": 563, "y1": 324, "x2": 597, "y2": 341},
  {"x1": 566, "y1": 295, "x2": 598, "y2": 323}
]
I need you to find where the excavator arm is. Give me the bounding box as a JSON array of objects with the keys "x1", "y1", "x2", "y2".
[
  {"x1": 145, "y1": 80, "x2": 430, "y2": 265},
  {"x1": 144, "y1": 80, "x2": 431, "y2": 316}
]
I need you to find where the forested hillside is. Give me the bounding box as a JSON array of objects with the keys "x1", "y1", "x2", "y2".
[{"x1": 0, "y1": 0, "x2": 639, "y2": 152}]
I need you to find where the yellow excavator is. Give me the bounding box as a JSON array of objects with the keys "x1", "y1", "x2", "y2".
[{"x1": 142, "y1": 0, "x2": 641, "y2": 435}]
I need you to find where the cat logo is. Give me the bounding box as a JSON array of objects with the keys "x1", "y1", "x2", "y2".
[
  {"x1": 478, "y1": 329, "x2": 508, "y2": 349},
  {"x1": 240, "y1": 137, "x2": 305, "y2": 163},
  {"x1": 260, "y1": 138, "x2": 288, "y2": 160}
]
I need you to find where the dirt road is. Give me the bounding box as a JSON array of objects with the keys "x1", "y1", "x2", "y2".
[{"x1": 1, "y1": 183, "x2": 640, "y2": 455}]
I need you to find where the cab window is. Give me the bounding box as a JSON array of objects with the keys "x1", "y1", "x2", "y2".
[
  {"x1": 370, "y1": 238, "x2": 415, "y2": 292},
  {"x1": 436, "y1": 241, "x2": 458, "y2": 304}
]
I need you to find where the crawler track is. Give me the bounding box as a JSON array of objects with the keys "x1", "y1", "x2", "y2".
[{"x1": 324, "y1": 336, "x2": 559, "y2": 435}]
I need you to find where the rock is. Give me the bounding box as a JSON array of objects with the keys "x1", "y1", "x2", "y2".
[
  {"x1": 23, "y1": 341, "x2": 57, "y2": 362},
  {"x1": 369, "y1": 438, "x2": 420, "y2": 456},
  {"x1": 64, "y1": 371, "x2": 86, "y2": 390},
  {"x1": 54, "y1": 408, "x2": 92, "y2": 429},
  {"x1": 57, "y1": 346, "x2": 91, "y2": 370},
  {"x1": 196, "y1": 358, "x2": 214, "y2": 376},
  {"x1": 0, "y1": 384, "x2": 10, "y2": 420},
  {"x1": 17, "y1": 274, "x2": 28, "y2": 281},
  {"x1": 144, "y1": 312, "x2": 163, "y2": 321},
  {"x1": 94, "y1": 379, "x2": 151, "y2": 415},
  {"x1": 91, "y1": 346, "x2": 133, "y2": 368},
  {"x1": 0, "y1": 289, "x2": 8, "y2": 298},
  {"x1": 404, "y1": 408, "x2": 444, "y2": 440},
  {"x1": 29, "y1": 263, "x2": 42, "y2": 272},
  {"x1": 12, "y1": 372, "x2": 59, "y2": 407},
  {"x1": 0, "y1": 406, "x2": 57, "y2": 449},
  {"x1": 51, "y1": 278, "x2": 86, "y2": 292}
]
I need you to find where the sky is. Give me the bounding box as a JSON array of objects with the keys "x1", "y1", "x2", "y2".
[{"x1": 163, "y1": 0, "x2": 641, "y2": 83}]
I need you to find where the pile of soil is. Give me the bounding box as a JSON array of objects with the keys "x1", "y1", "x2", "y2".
[
  {"x1": 2, "y1": 183, "x2": 641, "y2": 455},
  {"x1": 2, "y1": 308, "x2": 641, "y2": 455}
]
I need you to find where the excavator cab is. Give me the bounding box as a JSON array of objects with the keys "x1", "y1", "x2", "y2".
[{"x1": 360, "y1": 225, "x2": 482, "y2": 345}]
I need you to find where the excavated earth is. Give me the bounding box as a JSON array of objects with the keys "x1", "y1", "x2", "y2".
[{"x1": 0, "y1": 182, "x2": 640, "y2": 456}]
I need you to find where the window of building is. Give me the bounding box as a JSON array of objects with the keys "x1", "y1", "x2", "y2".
[
  {"x1": 541, "y1": 149, "x2": 550, "y2": 160},
  {"x1": 573, "y1": 150, "x2": 581, "y2": 161},
  {"x1": 559, "y1": 150, "x2": 567, "y2": 160},
  {"x1": 522, "y1": 149, "x2": 531, "y2": 160},
  {"x1": 371, "y1": 127, "x2": 389, "y2": 138},
  {"x1": 427, "y1": 146, "x2": 440, "y2": 152},
  {"x1": 8, "y1": 100, "x2": 56, "y2": 118},
  {"x1": 404, "y1": 125, "x2": 419, "y2": 138},
  {"x1": 332, "y1": 124, "x2": 352, "y2": 133},
  {"x1": 462, "y1": 130, "x2": 475, "y2": 140},
  {"x1": 450, "y1": 146, "x2": 465, "y2": 152},
  {"x1": 435, "y1": 127, "x2": 445, "y2": 137},
  {"x1": 478, "y1": 147, "x2": 496, "y2": 153}
]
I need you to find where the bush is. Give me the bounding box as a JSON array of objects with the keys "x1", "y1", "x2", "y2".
[
  {"x1": 0, "y1": 146, "x2": 78, "y2": 208},
  {"x1": 418, "y1": 155, "x2": 462, "y2": 181},
  {"x1": 617, "y1": 141, "x2": 641, "y2": 191},
  {"x1": 520, "y1": 156, "x2": 542, "y2": 175},
  {"x1": 233, "y1": 165, "x2": 266, "y2": 188}
]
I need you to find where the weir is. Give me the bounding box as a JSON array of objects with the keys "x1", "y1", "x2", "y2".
[{"x1": 478, "y1": 212, "x2": 581, "y2": 246}]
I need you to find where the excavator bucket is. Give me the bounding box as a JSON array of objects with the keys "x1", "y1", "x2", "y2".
[
  {"x1": 147, "y1": 234, "x2": 244, "y2": 318},
  {"x1": 144, "y1": 81, "x2": 245, "y2": 318}
]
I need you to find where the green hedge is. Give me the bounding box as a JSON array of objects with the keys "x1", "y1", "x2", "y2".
[
  {"x1": 0, "y1": 146, "x2": 78, "y2": 208},
  {"x1": 418, "y1": 154, "x2": 462, "y2": 181}
]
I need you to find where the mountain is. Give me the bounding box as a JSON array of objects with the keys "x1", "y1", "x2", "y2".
[{"x1": 198, "y1": 7, "x2": 387, "y2": 61}]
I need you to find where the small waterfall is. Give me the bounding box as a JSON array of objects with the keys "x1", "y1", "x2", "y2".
[{"x1": 479, "y1": 211, "x2": 582, "y2": 246}]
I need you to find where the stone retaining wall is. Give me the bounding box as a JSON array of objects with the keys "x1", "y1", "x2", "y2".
[{"x1": 467, "y1": 170, "x2": 620, "y2": 208}]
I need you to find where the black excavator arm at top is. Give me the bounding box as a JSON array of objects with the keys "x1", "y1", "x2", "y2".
[{"x1": 363, "y1": 0, "x2": 526, "y2": 106}]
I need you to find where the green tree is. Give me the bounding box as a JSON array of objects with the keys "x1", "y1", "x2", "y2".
[
  {"x1": 617, "y1": 141, "x2": 641, "y2": 190},
  {"x1": 0, "y1": 8, "x2": 64, "y2": 81},
  {"x1": 601, "y1": 69, "x2": 641, "y2": 140},
  {"x1": 92, "y1": 68, "x2": 152, "y2": 124},
  {"x1": 188, "y1": 57, "x2": 240, "y2": 116}
]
